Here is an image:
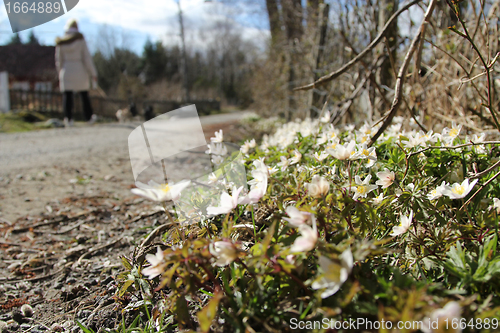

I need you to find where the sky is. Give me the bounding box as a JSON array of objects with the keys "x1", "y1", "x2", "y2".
[{"x1": 0, "y1": 0, "x2": 271, "y2": 55}]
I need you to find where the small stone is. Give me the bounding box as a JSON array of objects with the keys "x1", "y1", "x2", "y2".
[
  {"x1": 0, "y1": 313, "x2": 10, "y2": 321},
  {"x1": 53, "y1": 282, "x2": 62, "y2": 289},
  {"x1": 77, "y1": 310, "x2": 91, "y2": 319},
  {"x1": 0, "y1": 321, "x2": 7, "y2": 333},
  {"x1": 35, "y1": 324, "x2": 47, "y2": 331},
  {"x1": 66, "y1": 277, "x2": 76, "y2": 284},
  {"x1": 12, "y1": 309, "x2": 25, "y2": 324},
  {"x1": 20, "y1": 323, "x2": 31, "y2": 330},
  {"x1": 21, "y1": 304, "x2": 34, "y2": 317},
  {"x1": 33, "y1": 288, "x2": 44, "y2": 296},
  {"x1": 24, "y1": 198, "x2": 31, "y2": 202},
  {"x1": 50, "y1": 323, "x2": 64, "y2": 332},
  {"x1": 7, "y1": 322, "x2": 19, "y2": 332},
  {"x1": 62, "y1": 321, "x2": 72, "y2": 329},
  {"x1": 75, "y1": 235, "x2": 87, "y2": 244}
]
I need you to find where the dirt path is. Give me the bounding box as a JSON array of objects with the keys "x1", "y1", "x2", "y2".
[
  {"x1": 0, "y1": 112, "x2": 251, "y2": 222},
  {"x1": 0, "y1": 111, "x2": 253, "y2": 332}
]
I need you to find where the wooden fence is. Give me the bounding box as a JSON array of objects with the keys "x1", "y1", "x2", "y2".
[{"x1": 8, "y1": 89, "x2": 220, "y2": 120}]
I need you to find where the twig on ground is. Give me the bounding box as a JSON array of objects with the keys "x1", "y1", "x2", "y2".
[
  {"x1": 0, "y1": 267, "x2": 65, "y2": 283},
  {"x1": 75, "y1": 237, "x2": 124, "y2": 267}
]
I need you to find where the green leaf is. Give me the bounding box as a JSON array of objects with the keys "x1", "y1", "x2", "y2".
[
  {"x1": 120, "y1": 256, "x2": 132, "y2": 270},
  {"x1": 75, "y1": 321, "x2": 95, "y2": 333},
  {"x1": 118, "y1": 279, "x2": 134, "y2": 297},
  {"x1": 197, "y1": 292, "x2": 223, "y2": 333}
]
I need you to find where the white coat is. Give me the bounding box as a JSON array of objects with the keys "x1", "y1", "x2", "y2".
[{"x1": 55, "y1": 33, "x2": 97, "y2": 92}]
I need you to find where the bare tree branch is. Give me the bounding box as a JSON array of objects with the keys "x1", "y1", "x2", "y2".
[
  {"x1": 294, "y1": 0, "x2": 421, "y2": 91},
  {"x1": 368, "y1": 0, "x2": 438, "y2": 146}
]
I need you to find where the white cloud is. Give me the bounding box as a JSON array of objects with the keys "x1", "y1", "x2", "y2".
[{"x1": 0, "y1": 0, "x2": 270, "y2": 54}]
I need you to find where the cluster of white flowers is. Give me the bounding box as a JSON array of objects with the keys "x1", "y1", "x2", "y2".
[
  {"x1": 427, "y1": 179, "x2": 478, "y2": 201},
  {"x1": 261, "y1": 118, "x2": 320, "y2": 150},
  {"x1": 206, "y1": 130, "x2": 228, "y2": 165},
  {"x1": 133, "y1": 116, "x2": 486, "y2": 309}
]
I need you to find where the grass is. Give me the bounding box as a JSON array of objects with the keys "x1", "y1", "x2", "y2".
[{"x1": 0, "y1": 112, "x2": 41, "y2": 133}]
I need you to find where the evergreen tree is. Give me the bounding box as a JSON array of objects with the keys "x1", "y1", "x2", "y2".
[
  {"x1": 28, "y1": 30, "x2": 40, "y2": 45},
  {"x1": 141, "y1": 39, "x2": 168, "y2": 84},
  {"x1": 7, "y1": 33, "x2": 22, "y2": 45}
]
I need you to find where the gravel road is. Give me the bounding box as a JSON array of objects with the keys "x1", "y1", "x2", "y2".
[{"x1": 0, "y1": 111, "x2": 250, "y2": 222}]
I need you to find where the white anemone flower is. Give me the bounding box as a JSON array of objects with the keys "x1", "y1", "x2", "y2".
[
  {"x1": 240, "y1": 139, "x2": 256, "y2": 154},
  {"x1": 206, "y1": 142, "x2": 228, "y2": 156},
  {"x1": 252, "y1": 158, "x2": 269, "y2": 177},
  {"x1": 210, "y1": 241, "x2": 238, "y2": 267},
  {"x1": 320, "y1": 111, "x2": 331, "y2": 123},
  {"x1": 469, "y1": 133, "x2": 486, "y2": 153},
  {"x1": 290, "y1": 149, "x2": 302, "y2": 164},
  {"x1": 441, "y1": 122, "x2": 462, "y2": 142},
  {"x1": 421, "y1": 301, "x2": 462, "y2": 333},
  {"x1": 311, "y1": 248, "x2": 353, "y2": 298},
  {"x1": 210, "y1": 129, "x2": 223, "y2": 143},
  {"x1": 390, "y1": 211, "x2": 413, "y2": 236},
  {"x1": 277, "y1": 155, "x2": 290, "y2": 172},
  {"x1": 427, "y1": 181, "x2": 448, "y2": 201},
  {"x1": 352, "y1": 143, "x2": 377, "y2": 161},
  {"x1": 142, "y1": 246, "x2": 165, "y2": 279},
  {"x1": 282, "y1": 206, "x2": 311, "y2": 227},
  {"x1": 313, "y1": 151, "x2": 329, "y2": 162},
  {"x1": 372, "y1": 193, "x2": 385, "y2": 205},
  {"x1": 326, "y1": 140, "x2": 356, "y2": 160},
  {"x1": 351, "y1": 175, "x2": 378, "y2": 200},
  {"x1": 131, "y1": 180, "x2": 191, "y2": 202},
  {"x1": 441, "y1": 179, "x2": 478, "y2": 199},
  {"x1": 375, "y1": 169, "x2": 395, "y2": 189},
  {"x1": 268, "y1": 165, "x2": 279, "y2": 175},
  {"x1": 239, "y1": 170, "x2": 268, "y2": 205},
  {"x1": 305, "y1": 175, "x2": 330, "y2": 198},
  {"x1": 207, "y1": 172, "x2": 218, "y2": 185},
  {"x1": 491, "y1": 198, "x2": 500, "y2": 214},
  {"x1": 290, "y1": 216, "x2": 318, "y2": 253},
  {"x1": 207, "y1": 186, "x2": 243, "y2": 216}
]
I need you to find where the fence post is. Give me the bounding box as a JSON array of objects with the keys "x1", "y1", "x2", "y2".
[{"x1": 0, "y1": 72, "x2": 10, "y2": 113}]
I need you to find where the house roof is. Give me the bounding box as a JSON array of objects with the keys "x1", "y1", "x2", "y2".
[{"x1": 0, "y1": 44, "x2": 56, "y2": 81}]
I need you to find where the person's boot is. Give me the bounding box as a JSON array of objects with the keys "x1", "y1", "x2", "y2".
[
  {"x1": 88, "y1": 114, "x2": 97, "y2": 124},
  {"x1": 64, "y1": 118, "x2": 74, "y2": 128}
]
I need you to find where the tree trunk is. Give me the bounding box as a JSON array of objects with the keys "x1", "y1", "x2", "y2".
[
  {"x1": 377, "y1": 0, "x2": 398, "y2": 92},
  {"x1": 310, "y1": 2, "x2": 329, "y2": 117},
  {"x1": 266, "y1": 0, "x2": 282, "y2": 46}
]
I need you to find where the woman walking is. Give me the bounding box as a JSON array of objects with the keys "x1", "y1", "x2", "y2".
[{"x1": 55, "y1": 19, "x2": 98, "y2": 127}]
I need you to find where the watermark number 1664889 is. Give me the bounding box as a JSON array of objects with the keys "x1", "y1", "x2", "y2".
[
  {"x1": 2, "y1": 0, "x2": 79, "y2": 33},
  {"x1": 5, "y1": 2, "x2": 62, "y2": 14}
]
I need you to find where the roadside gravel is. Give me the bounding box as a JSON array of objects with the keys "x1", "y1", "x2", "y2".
[{"x1": 0, "y1": 111, "x2": 251, "y2": 223}]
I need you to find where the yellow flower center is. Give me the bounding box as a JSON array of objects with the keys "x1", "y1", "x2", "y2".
[
  {"x1": 452, "y1": 185, "x2": 465, "y2": 195},
  {"x1": 449, "y1": 128, "x2": 458, "y2": 137},
  {"x1": 328, "y1": 143, "x2": 337, "y2": 149},
  {"x1": 357, "y1": 186, "x2": 367, "y2": 194},
  {"x1": 362, "y1": 149, "x2": 370, "y2": 156},
  {"x1": 361, "y1": 136, "x2": 368, "y2": 143},
  {"x1": 161, "y1": 184, "x2": 171, "y2": 193}
]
